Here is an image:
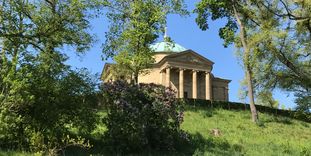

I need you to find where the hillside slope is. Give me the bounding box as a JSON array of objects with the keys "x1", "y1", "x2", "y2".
[
  {"x1": 182, "y1": 106, "x2": 311, "y2": 155},
  {"x1": 1, "y1": 106, "x2": 310, "y2": 156}
]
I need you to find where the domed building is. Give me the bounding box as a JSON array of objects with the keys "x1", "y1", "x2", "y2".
[{"x1": 101, "y1": 37, "x2": 231, "y2": 101}]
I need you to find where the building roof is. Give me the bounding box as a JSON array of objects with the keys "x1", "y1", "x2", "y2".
[
  {"x1": 213, "y1": 77, "x2": 232, "y2": 83},
  {"x1": 101, "y1": 63, "x2": 114, "y2": 80},
  {"x1": 149, "y1": 41, "x2": 188, "y2": 53}
]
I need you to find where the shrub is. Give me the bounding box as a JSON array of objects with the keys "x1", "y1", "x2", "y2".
[
  {"x1": 0, "y1": 68, "x2": 98, "y2": 153},
  {"x1": 102, "y1": 81, "x2": 186, "y2": 152}
]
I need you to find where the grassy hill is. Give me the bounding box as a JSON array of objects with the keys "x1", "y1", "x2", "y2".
[
  {"x1": 1, "y1": 105, "x2": 311, "y2": 156},
  {"x1": 182, "y1": 106, "x2": 311, "y2": 155}
]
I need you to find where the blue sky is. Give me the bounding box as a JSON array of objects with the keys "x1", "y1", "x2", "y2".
[{"x1": 66, "y1": 0, "x2": 295, "y2": 109}]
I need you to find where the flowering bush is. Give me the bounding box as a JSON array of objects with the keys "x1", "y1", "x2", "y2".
[{"x1": 102, "y1": 81, "x2": 185, "y2": 152}]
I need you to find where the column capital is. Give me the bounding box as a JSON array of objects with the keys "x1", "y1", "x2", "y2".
[
  {"x1": 179, "y1": 68, "x2": 185, "y2": 71},
  {"x1": 192, "y1": 69, "x2": 199, "y2": 73},
  {"x1": 205, "y1": 71, "x2": 211, "y2": 74},
  {"x1": 166, "y1": 65, "x2": 173, "y2": 69}
]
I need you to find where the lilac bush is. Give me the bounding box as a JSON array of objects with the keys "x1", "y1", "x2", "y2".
[{"x1": 102, "y1": 81, "x2": 185, "y2": 152}]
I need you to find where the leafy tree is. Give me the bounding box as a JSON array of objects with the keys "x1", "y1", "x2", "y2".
[
  {"x1": 102, "y1": 81, "x2": 185, "y2": 152},
  {"x1": 255, "y1": 90, "x2": 279, "y2": 108},
  {"x1": 195, "y1": 0, "x2": 311, "y2": 113},
  {"x1": 195, "y1": 0, "x2": 259, "y2": 123},
  {"x1": 0, "y1": 0, "x2": 102, "y2": 152},
  {"x1": 102, "y1": 0, "x2": 187, "y2": 84},
  {"x1": 244, "y1": 0, "x2": 311, "y2": 112}
]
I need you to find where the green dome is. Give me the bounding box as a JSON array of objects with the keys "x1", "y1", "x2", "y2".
[{"x1": 150, "y1": 41, "x2": 187, "y2": 53}]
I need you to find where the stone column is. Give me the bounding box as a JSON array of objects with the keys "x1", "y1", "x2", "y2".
[
  {"x1": 160, "y1": 71, "x2": 163, "y2": 85},
  {"x1": 205, "y1": 72, "x2": 212, "y2": 100},
  {"x1": 179, "y1": 68, "x2": 184, "y2": 98},
  {"x1": 192, "y1": 70, "x2": 197, "y2": 99},
  {"x1": 166, "y1": 67, "x2": 171, "y2": 87}
]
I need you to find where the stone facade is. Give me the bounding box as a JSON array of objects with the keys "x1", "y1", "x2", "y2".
[{"x1": 102, "y1": 49, "x2": 231, "y2": 101}]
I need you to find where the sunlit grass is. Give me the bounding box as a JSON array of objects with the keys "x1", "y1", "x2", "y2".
[
  {"x1": 2, "y1": 106, "x2": 310, "y2": 155},
  {"x1": 182, "y1": 106, "x2": 311, "y2": 155},
  {"x1": 0, "y1": 151, "x2": 40, "y2": 156}
]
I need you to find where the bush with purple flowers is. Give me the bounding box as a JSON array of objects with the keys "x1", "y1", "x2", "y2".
[{"x1": 102, "y1": 81, "x2": 186, "y2": 152}]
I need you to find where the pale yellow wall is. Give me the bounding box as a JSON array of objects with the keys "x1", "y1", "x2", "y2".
[
  {"x1": 212, "y1": 79, "x2": 229, "y2": 101},
  {"x1": 153, "y1": 53, "x2": 169, "y2": 63},
  {"x1": 171, "y1": 69, "x2": 179, "y2": 97},
  {"x1": 138, "y1": 68, "x2": 161, "y2": 84}
]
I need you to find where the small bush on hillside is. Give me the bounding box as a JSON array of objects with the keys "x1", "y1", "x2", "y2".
[{"x1": 102, "y1": 81, "x2": 186, "y2": 152}]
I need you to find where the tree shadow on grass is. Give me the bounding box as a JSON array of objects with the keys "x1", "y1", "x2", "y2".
[
  {"x1": 63, "y1": 132, "x2": 244, "y2": 156},
  {"x1": 262, "y1": 116, "x2": 293, "y2": 125},
  {"x1": 178, "y1": 132, "x2": 244, "y2": 156}
]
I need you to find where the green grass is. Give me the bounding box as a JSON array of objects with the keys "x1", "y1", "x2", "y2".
[
  {"x1": 182, "y1": 106, "x2": 311, "y2": 156},
  {"x1": 0, "y1": 151, "x2": 39, "y2": 156},
  {"x1": 1, "y1": 106, "x2": 311, "y2": 155}
]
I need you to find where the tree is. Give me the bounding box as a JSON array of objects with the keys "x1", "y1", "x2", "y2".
[
  {"x1": 246, "y1": 0, "x2": 311, "y2": 112},
  {"x1": 102, "y1": 0, "x2": 187, "y2": 84},
  {"x1": 195, "y1": 0, "x2": 311, "y2": 113},
  {"x1": 0, "y1": 0, "x2": 103, "y2": 152},
  {"x1": 256, "y1": 90, "x2": 279, "y2": 108},
  {"x1": 102, "y1": 81, "x2": 185, "y2": 152},
  {"x1": 225, "y1": 0, "x2": 311, "y2": 112},
  {"x1": 195, "y1": 0, "x2": 259, "y2": 123}
]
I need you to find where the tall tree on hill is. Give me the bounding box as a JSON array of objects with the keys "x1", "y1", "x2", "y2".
[
  {"x1": 195, "y1": 0, "x2": 260, "y2": 123},
  {"x1": 102, "y1": 0, "x2": 188, "y2": 84},
  {"x1": 0, "y1": 0, "x2": 103, "y2": 151},
  {"x1": 247, "y1": 0, "x2": 311, "y2": 112},
  {"x1": 195, "y1": 0, "x2": 311, "y2": 113}
]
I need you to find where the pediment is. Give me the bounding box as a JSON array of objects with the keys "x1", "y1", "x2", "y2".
[{"x1": 165, "y1": 50, "x2": 214, "y2": 66}]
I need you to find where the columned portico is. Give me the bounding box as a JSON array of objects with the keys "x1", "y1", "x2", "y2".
[
  {"x1": 102, "y1": 40, "x2": 231, "y2": 102},
  {"x1": 192, "y1": 70, "x2": 197, "y2": 99},
  {"x1": 162, "y1": 66, "x2": 214, "y2": 100},
  {"x1": 165, "y1": 67, "x2": 171, "y2": 87},
  {"x1": 205, "y1": 72, "x2": 212, "y2": 100},
  {"x1": 160, "y1": 71, "x2": 163, "y2": 85},
  {"x1": 179, "y1": 68, "x2": 184, "y2": 98}
]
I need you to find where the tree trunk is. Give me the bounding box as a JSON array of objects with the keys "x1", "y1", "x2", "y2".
[
  {"x1": 133, "y1": 72, "x2": 138, "y2": 85},
  {"x1": 233, "y1": 3, "x2": 259, "y2": 123},
  {"x1": 246, "y1": 67, "x2": 259, "y2": 122}
]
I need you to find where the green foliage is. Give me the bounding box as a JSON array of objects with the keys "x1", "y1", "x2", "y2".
[
  {"x1": 0, "y1": 0, "x2": 103, "y2": 153},
  {"x1": 295, "y1": 92, "x2": 311, "y2": 113},
  {"x1": 101, "y1": 81, "x2": 186, "y2": 153},
  {"x1": 244, "y1": 1, "x2": 311, "y2": 112},
  {"x1": 195, "y1": 0, "x2": 261, "y2": 122},
  {"x1": 195, "y1": 0, "x2": 311, "y2": 112},
  {"x1": 0, "y1": 66, "x2": 99, "y2": 152},
  {"x1": 194, "y1": 0, "x2": 238, "y2": 47},
  {"x1": 2, "y1": 104, "x2": 311, "y2": 155},
  {"x1": 255, "y1": 90, "x2": 279, "y2": 108},
  {"x1": 103, "y1": 0, "x2": 187, "y2": 83}
]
